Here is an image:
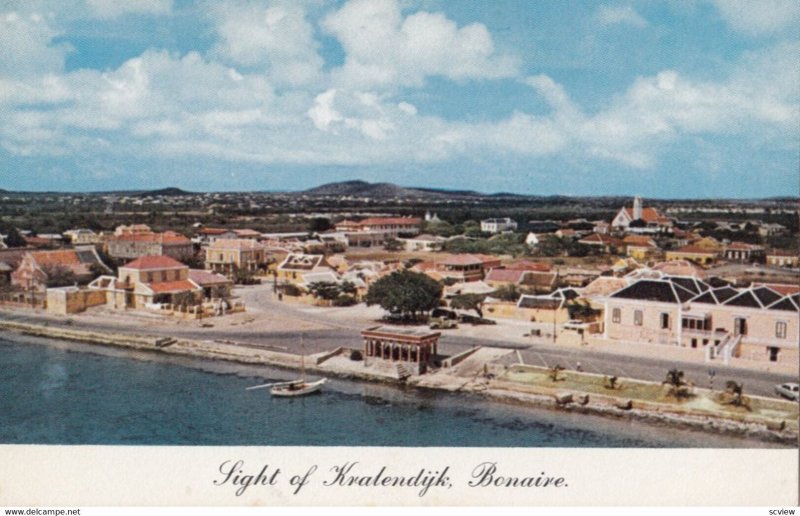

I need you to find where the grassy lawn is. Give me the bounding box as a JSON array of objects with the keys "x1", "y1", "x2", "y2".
[{"x1": 501, "y1": 364, "x2": 799, "y2": 428}]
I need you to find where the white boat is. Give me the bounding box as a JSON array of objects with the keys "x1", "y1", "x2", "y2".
[
  {"x1": 270, "y1": 378, "x2": 326, "y2": 397},
  {"x1": 269, "y1": 334, "x2": 326, "y2": 397}
]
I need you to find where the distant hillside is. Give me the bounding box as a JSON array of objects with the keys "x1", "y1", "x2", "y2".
[
  {"x1": 302, "y1": 180, "x2": 427, "y2": 198},
  {"x1": 302, "y1": 180, "x2": 503, "y2": 199},
  {"x1": 137, "y1": 187, "x2": 194, "y2": 197}
]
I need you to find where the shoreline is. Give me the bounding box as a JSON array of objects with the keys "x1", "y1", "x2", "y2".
[{"x1": 0, "y1": 319, "x2": 796, "y2": 447}]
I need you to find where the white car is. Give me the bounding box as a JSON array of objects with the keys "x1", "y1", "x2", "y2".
[{"x1": 774, "y1": 383, "x2": 800, "y2": 401}]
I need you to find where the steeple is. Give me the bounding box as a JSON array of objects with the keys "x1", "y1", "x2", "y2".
[{"x1": 633, "y1": 196, "x2": 643, "y2": 220}]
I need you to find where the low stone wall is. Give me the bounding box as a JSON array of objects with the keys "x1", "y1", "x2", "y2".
[{"x1": 46, "y1": 288, "x2": 107, "y2": 315}]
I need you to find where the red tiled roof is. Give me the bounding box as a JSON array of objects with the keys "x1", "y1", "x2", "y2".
[
  {"x1": 122, "y1": 255, "x2": 187, "y2": 270},
  {"x1": 506, "y1": 260, "x2": 551, "y2": 272},
  {"x1": 359, "y1": 217, "x2": 422, "y2": 226},
  {"x1": 439, "y1": 254, "x2": 500, "y2": 266},
  {"x1": 726, "y1": 241, "x2": 764, "y2": 251},
  {"x1": 751, "y1": 283, "x2": 800, "y2": 296},
  {"x1": 208, "y1": 238, "x2": 266, "y2": 251},
  {"x1": 671, "y1": 246, "x2": 717, "y2": 255},
  {"x1": 623, "y1": 207, "x2": 670, "y2": 223},
  {"x1": 146, "y1": 279, "x2": 199, "y2": 294},
  {"x1": 623, "y1": 235, "x2": 656, "y2": 246},
  {"x1": 233, "y1": 229, "x2": 261, "y2": 237},
  {"x1": 188, "y1": 269, "x2": 232, "y2": 286},
  {"x1": 113, "y1": 231, "x2": 191, "y2": 244},
  {"x1": 485, "y1": 269, "x2": 526, "y2": 283},
  {"x1": 30, "y1": 250, "x2": 83, "y2": 267},
  {"x1": 768, "y1": 249, "x2": 798, "y2": 257},
  {"x1": 579, "y1": 234, "x2": 623, "y2": 246},
  {"x1": 200, "y1": 228, "x2": 228, "y2": 235}
]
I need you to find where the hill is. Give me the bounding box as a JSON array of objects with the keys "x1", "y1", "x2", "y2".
[
  {"x1": 302, "y1": 180, "x2": 427, "y2": 198},
  {"x1": 136, "y1": 187, "x2": 194, "y2": 197}
]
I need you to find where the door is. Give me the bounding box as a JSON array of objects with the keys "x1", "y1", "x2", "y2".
[{"x1": 734, "y1": 317, "x2": 747, "y2": 336}]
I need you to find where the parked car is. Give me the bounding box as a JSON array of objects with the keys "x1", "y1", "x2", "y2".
[
  {"x1": 774, "y1": 383, "x2": 799, "y2": 401},
  {"x1": 429, "y1": 317, "x2": 457, "y2": 330}
]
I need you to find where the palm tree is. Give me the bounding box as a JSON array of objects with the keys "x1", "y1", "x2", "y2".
[
  {"x1": 663, "y1": 368, "x2": 693, "y2": 398},
  {"x1": 549, "y1": 364, "x2": 565, "y2": 382},
  {"x1": 725, "y1": 381, "x2": 749, "y2": 409}
]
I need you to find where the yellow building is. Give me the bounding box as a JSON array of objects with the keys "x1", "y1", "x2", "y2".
[
  {"x1": 665, "y1": 245, "x2": 717, "y2": 265},
  {"x1": 205, "y1": 239, "x2": 272, "y2": 278}
]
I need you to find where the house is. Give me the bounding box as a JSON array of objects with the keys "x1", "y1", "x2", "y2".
[
  {"x1": 603, "y1": 276, "x2": 798, "y2": 364},
  {"x1": 593, "y1": 221, "x2": 610, "y2": 235},
  {"x1": 484, "y1": 261, "x2": 554, "y2": 290},
  {"x1": 114, "y1": 224, "x2": 152, "y2": 236},
  {"x1": 480, "y1": 218, "x2": 518, "y2": 234},
  {"x1": 524, "y1": 233, "x2": 540, "y2": 247},
  {"x1": 578, "y1": 233, "x2": 624, "y2": 254},
  {"x1": 665, "y1": 245, "x2": 718, "y2": 265},
  {"x1": 651, "y1": 260, "x2": 706, "y2": 278},
  {"x1": 397, "y1": 234, "x2": 446, "y2": 252},
  {"x1": 11, "y1": 247, "x2": 110, "y2": 291},
  {"x1": 766, "y1": 249, "x2": 799, "y2": 268},
  {"x1": 515, "y1": 293, "x2": 572, "y2": 324},
  {"x1": 107, "y1": 231, "x2": 194, "y2": 261},
  {"x1": 623, "y1": 235, "x2": 659, "y2": 260},
  {"x1": 0, "y1": 248, "x2": 30, "y2": 286},
  {"x1": 188, "y1": 269, "x2": 233, "y2": 299},
  {"x1": 434, "y1": 254, "x2": 502, "y2": 282},
  {"x1": 723, "y1": 242, "x2": 765, "y2": 263},
  {"x1": 335, "y1": 217, "x2": 422, "y2": 246},
  {"x1": 63, "y1": 229, "x2": 101, "y2": 245},
  {"x1": 205, "y1": 239, "x2": 272, "y2": 278},
  {"x1": 758, "y1": 223, "x2": 786, "y2": 237},
  {"x1": 100, "y1": 255, "x2": 202, "y2": 309},
  {"x1": 276, "y1": 254, "x2": 335, "y2": 284},
  {"x1": 611, "y1": 196, "x2": 672, "y2": 233}
]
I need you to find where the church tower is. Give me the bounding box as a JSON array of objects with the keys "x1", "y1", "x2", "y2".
[{"x1": 633, "y1": 196, "x2": 643, "y2": 220}]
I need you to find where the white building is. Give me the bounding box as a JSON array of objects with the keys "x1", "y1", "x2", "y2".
[{"x1": 480, "y1": 218, "x2": 518, "y2": 234}]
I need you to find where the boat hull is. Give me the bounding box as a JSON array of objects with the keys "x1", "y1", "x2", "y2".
[{"x1": 270, "y1": 378, "x2": 326, "y2": 397}]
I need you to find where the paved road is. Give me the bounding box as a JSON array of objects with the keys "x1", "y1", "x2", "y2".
[{"x1": 0, "y1": 293, "x2": 796, "y2": 400}]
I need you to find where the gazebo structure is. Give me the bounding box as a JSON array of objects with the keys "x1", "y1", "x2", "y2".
[{"x1": 361, "y1": 325, "x2": 441, "y2": 374}]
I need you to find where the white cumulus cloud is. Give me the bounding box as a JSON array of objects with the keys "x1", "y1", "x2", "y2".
[{"x1": 323, "y1": 0, "x2": 518, "y2": 89}]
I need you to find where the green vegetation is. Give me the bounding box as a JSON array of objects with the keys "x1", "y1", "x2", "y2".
[
  {"x1": 443, "y1": 233, "x2": 528, "y2": 256},
  {"x1": 365, "y1": 270, "x2": 442, "y2": 321},
  {"x1": 501, "y1": 365, "x2": 796, "y2": 428},
  {"x1": 450, "y1": 293, "x2": 486, "y2": 317}
]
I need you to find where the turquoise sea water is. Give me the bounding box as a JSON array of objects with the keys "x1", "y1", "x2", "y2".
[{"x1": 0, "y1": 335, "x2": 772, "y2": 447}]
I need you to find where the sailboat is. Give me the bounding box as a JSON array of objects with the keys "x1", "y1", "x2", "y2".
[{"x1": 270, "y1": 334, "x2": 326, "y2": 397}]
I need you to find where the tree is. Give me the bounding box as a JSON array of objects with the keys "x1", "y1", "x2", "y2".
[
  {"x1": 384, "y1": 238, "x2": 404, "y2": 252},
  {"x1": 724, "y1": 381, "x2": 750, "y2": 409},
  {"x1": 307, "y1": 281, "x2": 342, "y2": 301},
  {"x1": 42, "y1": 264, "x2": 78, "y2": 288},
  {"x1": 491, "y1": 284, "x2": 520, "y2": 302},
  {"x1": 663, "y1": 368, "x2": 692, "y2": 398},
  {"x1": 3, "y1": 227, "x2": 26, "y2": 248},
  {"x1": 365, "y1": 269, "x2": 442, "y2": 321},
  {"x1": 308, "y1": 217, "x2": 333, "y2": 232},
  {"x1": 450, "y1": 293, "x2": 487, "y2": 318},
  {"x1": 549, "y1": 364, "x2": 565, "y2": 382}
]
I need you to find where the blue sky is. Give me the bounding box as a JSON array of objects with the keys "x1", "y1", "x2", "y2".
[{"x1": 0, "y1": 0, "x2": 798, "y2": 198}]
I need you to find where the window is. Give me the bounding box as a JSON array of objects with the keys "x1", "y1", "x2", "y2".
[
  {"x1": 634, "y1": 310, "x2": 643, "y2": 326},
  {"x1": 660, "y1": 313, "x2": 670, "y2": 330},
  {"x1": 612, "y1": 308, "x2": 621, "y2": 323},
  {"x1": 776, "y1": 321, "x2": 787, "y2": 339}
]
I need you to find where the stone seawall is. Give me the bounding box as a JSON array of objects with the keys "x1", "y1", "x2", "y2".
[{"x1": 0, "y1": 319, "x2": 795, "y2": 446}]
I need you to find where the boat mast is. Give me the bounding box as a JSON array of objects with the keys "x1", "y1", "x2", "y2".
[{"x1": 300, "y1": 333, "x2": 305, "y2": 381}]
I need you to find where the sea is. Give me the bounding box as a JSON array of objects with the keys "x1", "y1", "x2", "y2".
[{"x1": 0, "y1": 332, "x2": 780, "y2": 447}]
